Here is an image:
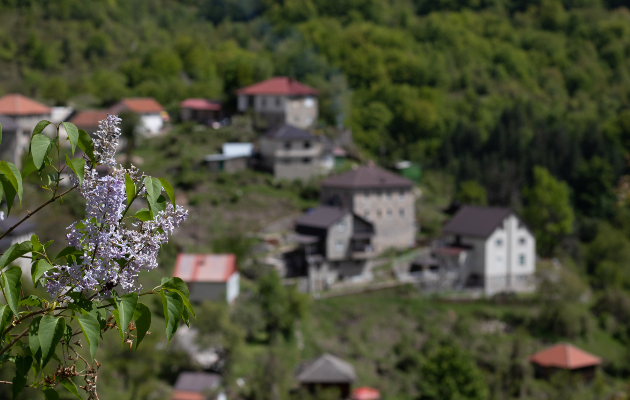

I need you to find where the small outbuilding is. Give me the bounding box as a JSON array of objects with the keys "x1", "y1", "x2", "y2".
[
  {"x1": 171, "y1": 371, "x2": 224, "y2": 400},
  {"x1": 204, "y1": 143, "x2": 253, "y2": 173},
  {"x1": 69, "y1": 110, "x2": 109, "y2": 135},
  {"x1": 109, "y1": 97, "x2": 167, "y2": 136},
  {"x1": 528, "y1": 343, "x2": 601, "y2": 380},
  {"x1": 180, "y1": 99, "x2": 222, "y2": 126},
  {"x1": 296, "y1": 354, "x2": 356, "y2": 399},
  {"x1": 173, "y1": 254, "x2": 240, "y2": 303}
]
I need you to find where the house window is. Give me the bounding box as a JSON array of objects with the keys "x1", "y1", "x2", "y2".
[
  {"x1": 364, "y1": 210, "x2": 370, "y2": 219},
  {"x1": 377, "y1": 209, "x2": 382, "y2": 218},
  {"x1": 495, "y1": 239, "x2": 503, "y2": 247},
  {"x1": 284, "y1": 141, "x2": 291, "y2": 150},
  {"x1": 282, "y1": 159, "x2": 291, "y2": 165},
  {"x1": 305, "y1": 98, "x2": 314, "y2": 108},
  {"x1": 519, "y1": 237, "x2": 526, "y2": 245},
  {"x1": 364, "y1": 192, "x2": 370, "y2": 202},
  {"x1": 304, "y1": 141, "x2": 311, "y2": 148},
  {"x1": 399, "y1": 208, "x2": 405, "y2": 218},
  {"x1": 302, "y1": 158, "x2": 310, "y2": 164},
  {"x1": 386, "y1": 209, "x2": 393, "y2": 220},
  {"x1": 496, "y1": 256, "x2": 504, "y2": 269},
  {"x1": 336, "y1": 240, "x2": 344, "y2": 251},
  {"x1": 399, "y1": 191, "x2": 405, "y2": 201},
  {"x1": 386, "y1": 191, "x2": 392, "y2": 201},
  {"x1": 337, "y1": 220, "x2": 346, "y2": 232},
  {"x1": 276, "y1": 97, "x2": 281, "y2": 107},
  {"x1": 519, "y1": 254, "x2": 526, "y2": 265}
]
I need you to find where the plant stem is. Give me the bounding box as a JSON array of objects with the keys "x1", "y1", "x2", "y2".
[{"x1": 0, "y1": 327, "x2": 28, "y2": 356}]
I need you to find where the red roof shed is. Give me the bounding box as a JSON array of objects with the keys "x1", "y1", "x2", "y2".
[
  {"x1": 236, "y1": 77, "x2": 319, "y2": 96},
  {"x1": 528, "y1": 343, "x2": 601, "y2": 370},
  {"x1": 173, "y1": 254, "x2": 237, "y2": 283},
  {"x1": 180, "y1": 98, "x2": 221, "y2": 111},
  {"x1": 110, "y1": 97, "x2": 165, "y2": 114}
]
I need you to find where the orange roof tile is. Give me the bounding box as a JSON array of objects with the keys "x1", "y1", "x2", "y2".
[
  {"x1": 171, "y1": 391, "x2": 205, "y2": 400},
  {"x1": 528, "y1": 343, "x2": 601, "y2": 369},
  {"x1": 236, "y1": 77, "x2": 319, "y2": 96},
  {"x1": 69, "y1": 110, "x2": 109, "y2": 129},
  {"x1": 352, "y1": 387, "x2": 380, "y2": 400},
  {"x1": 173, "y1": 254, "x2": 237, "y2": 283},
  {"x1": 0, "y1": 94, "x2": 51, "y2": 116},
  {"x1": 112, "y1": 98, "x2": 164, "y2": 113}
]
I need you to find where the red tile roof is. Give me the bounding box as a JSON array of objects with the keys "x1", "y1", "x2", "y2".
[
  {"x1": 180, "y1": 98, "x2": 221, "y2": 111},
  {"x1": 236, "y1": 77, "x2": 319, "y2": 96},
  {"x1": 69, "y1": 110, "x2": 109, "y2": 129},
  {"x1": 528, "y1": 344, "x2": 601, "y2": 370},
  {"x1": 171, "y1": 391, "x2": 205, "y2": 400},
  {"x1": 352, "y1": 387, "x2": 380, "y2": 400},
  {"x1": 173, "y1": 254, "x2": 237, "y2": 283},
  {"x1": 111, "y1": 98, "x2": 164, "y2": 114},
  {"x1": 321, "y1": 164, "x2": 413, "y2": 189},
  {"x1": 0, "y1": 94, "x2": 51, "y2": 116}
]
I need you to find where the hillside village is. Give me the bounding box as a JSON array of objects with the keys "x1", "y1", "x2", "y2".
[{"x1": 0, "y1": 75, "x2": 611, "y2": 400}]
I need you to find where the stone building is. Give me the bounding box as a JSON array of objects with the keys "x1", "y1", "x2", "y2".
[
  {"x1": 320, "y1": 164, "x2": 416, "y2": 253},
  {"x1": 236, "y1": 77, "x2": 318, "y2": 129},
  {"x1": 179, "y1": 98, "x2": 222, "y2": 126},
  {"x1": 260, "y1": 124, "x2": 323, "y2": 181}
]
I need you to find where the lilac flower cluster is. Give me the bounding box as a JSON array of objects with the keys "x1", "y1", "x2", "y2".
[{"x1": 44, "y1": 115, "x2": 188, "y2": 297}]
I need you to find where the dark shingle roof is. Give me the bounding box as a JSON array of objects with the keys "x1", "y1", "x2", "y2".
[
  {"x1": 296, "y1": 354, "x2": 356, "y2": 383},
  {"x1": 0, "y1": 115, "x2": 18, "y2": 131},
  {"x1": 321, "y1": 164, "x2": 413, "y2": 189},
  {"x1": 296, "y1": 206, "x2": 348, "y2": 229},
  {"x1": 173, "y1": 372, "x2": 220, "y2": 393},
  {"x1": 264, "y1": 124, "x2": 315, "y2": 140},
  {"x1": 442, "y1": 206, "x2": 513, "y2": 238}
]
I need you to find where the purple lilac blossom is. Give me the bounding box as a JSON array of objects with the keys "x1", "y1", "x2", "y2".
[{"x1": 44, "y1": 115, "x2": 188, "y2": 297}]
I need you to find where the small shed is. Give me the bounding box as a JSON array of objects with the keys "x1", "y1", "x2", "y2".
[
  {"x1": 180, "y1": 99, "x2": 222, "y2": 126},
  {"x1": 173, "y1": 254, "x2": 240, "y2": 303},
  {"x1": 296, "y1": 354, "x2": 356, "y2": 399},
  {"x1": 171, "y1": 371, "x2": 223, "y2": 400},
  {"x1": 528, "y1": 343, "x2": 601, "y2": 380},
  {"x1": 204, "y1": 143, "x2": 253, "y2": 173},
  {"x1": 69, "y1": 110, "x2": 109, "y2": 135}
]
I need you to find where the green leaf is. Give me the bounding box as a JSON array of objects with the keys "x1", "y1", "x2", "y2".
[
  {"x1": 1, "y1": 266, "x2": 22, "y2": 316},
  {"x1": 31, "y1": 234, "x2": 43, "y2": 255},
  {"x1": 158, "y1": 178, "x2": 175, "y2": 206},
  {"x1": 161, "y1": 291, "x2": 184, "y2": 344},
  {"x1": 19, "y1": 295, "x2": 42, "y2": 307},
  {"x1": 32, "y1": 260, "x2": 52, "y2": 287},
  {"x1": 77, "y1": 129, "x2": 96, "y2": 166},
  {"x1": 7, "y1": 162, "x2": 23, "y2": 205},
  {"x1": 144, "y1": 177, "x2": 162, "y2": 219},
  {"x1": 32, "y1": 120, "x2": 51, "y2": 137},
  {"x1": 76, "y1": 314, "x2": 99, "y2": 361},
  {"x1": 22, "y1": 157, "x2": 38, "y2": 178},
  {"x1": 0, "y1": 173, "x2": 16, "y2": 215},
  {"x1": 133, "y1": 209, "x2": 151, "y2": 221},
  {"x1": 54, "y1": 246, "x2": 82, "y2": 261},
  {"x1": 61, "y1": 122, "x2": 79, "y2": 154},
  {"x1": 29, "y1": 317, "x2": 42, "y2": 357},
  {"x1": 39, "y1": 316, "x2": 65, "y2": 369},
  {"x1": 114, "y1": 292, "x2": 138, "y2": 346},
  {"x1": 12, "y1": 372, "x2": 27, "y2": 399},
  {"x1": 43, "y1": 388, "x2": 60, "y2": 400},
  {"x1": 133, "y1": 303, "x2": 151, "y2": 349},
  {"x1": 60, "y1": 378, "x2": 82, "y2": 400},
  {"x1": 31, "y1": 134, "x2": 52, "y2": 169},
  {"x1": 161, "y1": 277, "x2": 189, "y2": 298},
  {"x1": 149, "y1": 194, "x2": 167, "y2": 216},
  {"x1": 125, "y1": 174, "x2": 136, "y2": 205},
  {"x1": 0, "y1": 161, "x2": 22, "y2": 212},
  {"x1": 63, "y1": 324, "x2": 72, "y2": 351},
  {"x1": 0, "y1": 304, "x2": 13, "y2": 335},
  {"x1": 0, "y1": 241, "x2": 33, "y2": 269},
  {"x1": 13, "y1": 354, "x2": 32, "y2": 398},
  {"x1": 64, "y1": 156, "x2": 85, "y2": 185},
  {"x1": 182, "y1": 306, "x2": 190, "y2": 328}
]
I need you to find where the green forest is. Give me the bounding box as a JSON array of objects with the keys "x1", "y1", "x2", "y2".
[{"x1": 4, "y1": 0, "x2": 630, "y2": 399}]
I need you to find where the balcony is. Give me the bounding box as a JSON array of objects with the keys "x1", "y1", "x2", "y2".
[{"x1": 351, "y1": 244, "x2": 374, "y2": 259}]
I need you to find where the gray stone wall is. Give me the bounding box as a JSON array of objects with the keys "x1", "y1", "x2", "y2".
[{"x1": 325, "y1": 213, "x2": 353, "y2": 261}]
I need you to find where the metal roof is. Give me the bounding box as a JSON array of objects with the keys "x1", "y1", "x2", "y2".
[
  {"x1": 236, "y1": 77, "x2": 319, "y2": 96},
  {"x1": 296, "y1": 206, "x2": 349, "y2": 229},
  {"x1": 296, "y1": 354, "x2": 356, "y2": 383},
  {"x1": 442, "y1": 206, "x2": 513, "y2": 238},
  {"x1": 321, "y1": 164, "x2": 413, "y2": 189},
  {"x1": 264, "y1": 125, "x2": 315, "y2": 140},
  {"x1": 173, "y1": 254, "x2": 237, "y2": 283},
  {"x1": 174, "y1": 372, "x2": 220, "y2": 392},
  {"x1": 528, "y1": 343, "x2": 601, "y2": 369}
]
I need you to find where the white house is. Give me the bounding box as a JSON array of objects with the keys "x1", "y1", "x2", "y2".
[
  {"x1": 236, "y1": 77, "x2": 319, "y2": 129},
  {"x1": 437, "y1": 206, "x2": 536, "y2": 295},
  {"x1": 109, "y1": 98, "x2": 166, "y2": 136},
  {"x1": 173, "y1": 253, "x2": 240, "y2": 303}
]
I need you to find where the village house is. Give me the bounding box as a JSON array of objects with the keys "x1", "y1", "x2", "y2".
[
  {"x1": 204, "y1": 143, "x2": 253, "y2": 173},
  {"x1": 319, "y1": 163, "x2": 416, "y2": 253},
  {"x1": 296, "y1": 354, "x2": 356, "y2": 399},
  {"x1": 528, "y1": 343, "x2": 601, "y2": 381},
  {"x1": 180, "y1": 98, "x2": 223, "y2": 126},
  {"x1": 292, "y1": 206, "x2": 375, "y2": 291},
  {"x1": 173, "y1": 254, "x2": 240, "y2": 303},
  {"x1": 237, "y1": 77, "x2": 318, "y2": 129},
  {"x1": 69, "y1": 110, "x2": 109, "y2": 135},
  {"x1": 109, "y1": 97, "x2": 166, "y2": 136},
  {"x1": 0, "y1": 94, "x2": 51, "y2": 164},
  {"x1": 0, "y1": 115, "x2": 19, "y2": 165},
  {"x1": 171, "y1": 371, "x2": 224, "y2": 400},
  {"x1": 429, "y1": 205, "x2": 537, "y2": 295},
  {"x1": 259, "y1": 124, "x2": 323, "y2": 181}
]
